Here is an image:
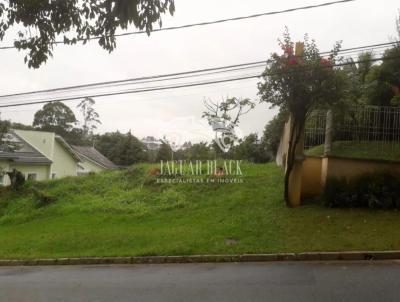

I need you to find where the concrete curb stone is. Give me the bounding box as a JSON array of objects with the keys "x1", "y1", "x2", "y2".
[{"x1": 1, "y1": 251, "x2": 400, "y2": 266}]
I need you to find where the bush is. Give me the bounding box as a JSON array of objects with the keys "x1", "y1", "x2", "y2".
[
  {"x1": 158, "y1": 189, "x2": 186, "y2": 210},
  {"x1": 6, "y1": 169, "x2": 25, "y2": 191},
  {"x1": 32, "y1": 188, "x2": 57, "y2": 208},
  {"x1": 322, "y1": 174, "x2": 400, "y2": 209}
]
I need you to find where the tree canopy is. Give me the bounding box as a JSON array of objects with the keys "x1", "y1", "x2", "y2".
[
  {"x1": 0, "y1": 0, "x2": 175, "y2": 68},
  {"x1": 261, "y1": 109, "x2": 288, "y2": 158},
  {"x1": 33, "y1": 101, "x2": 78, "y2": 135},
  {"x1": 94, "y1": 131, "x2": 147, "y2": 166},
  {"x1": 156, "y1": 141, "x2": 172, "y2": 161},
  {"x1": 77, "y1": 97, "x2": 101, "y2": 140},
  {"x1": 202, "y1": 97, "x2": 255, "y2": 153},
  {"x1": 258, "y1": 29, "x2": 346, "y2": 205}
]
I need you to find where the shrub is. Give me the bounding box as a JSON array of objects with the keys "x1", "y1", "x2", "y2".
[
  {"x1": 322, "y1": 174, "x2": 400, "y2": 209},
  {"x1": 158, "y1": 189, "x2": 186, "y2": 210},
  {"x1": 31, "y1": 188, "x2": 57, "y2": 208},
  {"x1": 148, "y1": 167, "x2": 160, "y2": 176},
  {"x1": 6, "y1": 169, "x2": 25, "y2": 191}
]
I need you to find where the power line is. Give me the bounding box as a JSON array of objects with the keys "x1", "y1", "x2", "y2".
[
  {"x1": 0, "y1": 62, "x2": 266, "y2": 99},
  {"x1": 1, "y1": 42, "x2": 394, "y2": 103},
  {"x1": 0, "y1": 82, "x2": 258, "y2": 113},
  {"x1": 0, "y1": 75, "x2": 261, "y2": 108},
  {"x1": 0, "y1": 53, "x2": 397, "y2": 108},
  {"x1": 0, "y1": 0, "x2": 356, "y2": 50},
  {"x1": 0, "y1": 41, "x2": 396, "y2": 102},
  {"x1": 0, "y1": 64, "x2": 267, "y2": 105},
  {"x1": 1, "y1": 54, "x2": 400, "y2": 109},
  {"x1": 0, "y1": 71, "x2": 264, "y2": 105},
  {"x1": 332, "y1": 42, "x2": 397, "y2": 56}
]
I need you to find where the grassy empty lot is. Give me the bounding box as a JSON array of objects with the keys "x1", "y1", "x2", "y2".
[{"x1": 0, "y1": 162, "x2": 400, "y2": 259}]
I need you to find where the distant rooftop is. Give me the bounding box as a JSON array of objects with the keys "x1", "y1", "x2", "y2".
[{"x1": 71, "y1": 145, "x2": 117, "y2": 170}]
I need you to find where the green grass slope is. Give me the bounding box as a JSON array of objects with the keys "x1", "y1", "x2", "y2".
[{"x1": 0, "y1": 163, "x2": 400, "y2": 259}]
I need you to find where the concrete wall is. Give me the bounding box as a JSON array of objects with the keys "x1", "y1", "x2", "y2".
[
  {"x1": 50, "y1": 139, "x2": 78, "y2": 179},
  {"x1": 325, "y1": 156, "x2": 400, "y2": 180},
  {"x1": 276, "y1": 119, "x2": 291, "y2": 167},
  {"x1": 301, "y1": 156, "x2": 400, "y2": 199},
  {"x1": 301, "y1": 157, "x2": 324, "y2": 198}
]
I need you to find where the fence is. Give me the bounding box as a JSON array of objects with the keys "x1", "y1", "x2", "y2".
[
  {"x1": 304, "y1": 105, "x2": 400, "y2": 161},
  {"x1": 304, "y1": 110, "x2": 327, "y2": 150}
]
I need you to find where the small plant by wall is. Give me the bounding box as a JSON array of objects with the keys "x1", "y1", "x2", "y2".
[{"x1": 322, "y1": 174, "x2": 400, "y2": 209}]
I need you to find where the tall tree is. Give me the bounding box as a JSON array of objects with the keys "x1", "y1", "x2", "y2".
[
  {"x1": 231, "y1": 134, "x2": 270, "y2": 163},
  {"x1": 33, "y1": 101, "x2": 77, "y2": 136},
  {"x1": 258, "y1": 29, "x2": 345, "y2": 206},
  {"x1": 341, "y1": 52, "x2": 374, "y2": 105},
  {"x1": 156, "y1": 142, "x2": 172, "y2": 161},
  {"x1": 77, "y1": 97, "x2": 101, "y2": 140},
  {"x1": 261, "y1": 110, "x2": 288, "y2": 158},
  {"x1": 202, "y1": 97, "x2": 255, "y2": 153},
  {"x1": 94, "y1": 131, "x2": 146, "y2": 166},
  {"x1": 184, "y1": 142, "x2": 213, "y2": 160},
  {"x1": 363, "y1": 47, "x2": 400, "y2": 106},
  {"x1": 0, "y1": 0, "x2": 175, "y2": 68}
]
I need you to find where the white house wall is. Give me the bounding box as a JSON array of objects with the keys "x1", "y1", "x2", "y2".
[{"x1": 50, "y1": 139, "x2": 78, "y2": 178}]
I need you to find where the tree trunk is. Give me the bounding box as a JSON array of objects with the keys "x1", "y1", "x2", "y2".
[{"x1": 284, "y1": 114, "x2": 305, "y2": 207}]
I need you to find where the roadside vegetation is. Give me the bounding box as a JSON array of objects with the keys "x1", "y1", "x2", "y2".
[{"x1": 0, "y1": 163, "x2": 400, "y2": 259}]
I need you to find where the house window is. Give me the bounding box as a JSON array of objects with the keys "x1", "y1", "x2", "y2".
[{"x1": 27, "y1": 173, "x2": 37, "y2": 181}]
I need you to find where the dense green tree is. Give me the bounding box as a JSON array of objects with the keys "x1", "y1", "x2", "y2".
[
  {"x1": 31, "y1": 102, "x2": 95, "y2": 145},
  {"x1": 258, "y1": 30, "x2": 346, "y2": 206},
  {"x1": 184, "y1": 142, "x2": 214, "y2": 160},
  {"x1": 33, "y1": 101, "x2": 78, "y2": 136},
  {"x1": 156, "y1": 142, "x2": 173, "y2": 162},
  {"x1": 64, "y1": 127, "x2": 87, "y2": 145},
  {"x1": 231, "y1": 134, "x2": 270, "y2": 163},
  {"x1": 10, "y1": 122, "x2": 35, "y2": 131},
  {"x1": 210, "y1": 140, "x2": 225, "y2": 159},
  {"x1": 94, "y1": 131, "x2": 146, "y2": 166},
  {"x1": 341, "y1": 52, "x2": 374, "y2": 105},
  {"x1": 360, "y1": 47, "x2": 400, "y2": 107},
  {"x1": 0, "y1": 0, "x2": 175, "y2": 68},
  {"x1": 261, "y1": 110, "x2": 288, "y2": 158}
]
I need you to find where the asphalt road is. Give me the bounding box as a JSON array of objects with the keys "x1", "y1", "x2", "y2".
[{"x1": 1, "y1": 261, "x2": 400, "y2": 302}]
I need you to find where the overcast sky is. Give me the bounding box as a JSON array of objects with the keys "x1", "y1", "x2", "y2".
[{"x1": 0, "y1": 0, "x2": 399, "y2": 143}]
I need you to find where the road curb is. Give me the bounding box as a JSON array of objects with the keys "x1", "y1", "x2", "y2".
[{"x1": 0, "y1": 251, "x2": 400, "y2": 266}]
